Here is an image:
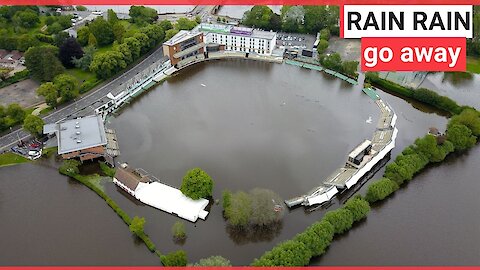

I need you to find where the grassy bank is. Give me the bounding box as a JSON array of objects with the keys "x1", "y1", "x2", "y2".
[
  {"x1": 0, "y1": 152, "x2": 30, "y2": 167},
  {"x1": 467, "y1": 57, "x2": 480, "y2": 74}
]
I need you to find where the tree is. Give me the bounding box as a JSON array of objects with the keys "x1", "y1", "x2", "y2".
[
  {"x1": 159, "y1": 20, "x2": 173, "y2": 31},
  {"x1": 316, "y1": 39, "x2": 329, "y2": 54},
  {"x1": 319, "y1": 28, "x2": 331, "y2": 40},
  {"x1": 193, "y1": 256, "x2": 232, "y2": 266},
  {"x1": 72, "y1": 46, "x2": 96, "y2": 71},
  {"x1": 112, "y1": 22, "x2": 126, "y2": 43},
  {"x1": 88, "y1": 33, "x2": 97, "y2": 47},
  {"x1": 175, "y1": 17, "x2": 198, "y2": 31},
  {"x1": 89, "y1": 17, "x2": 114, "y2": 47},
  {"x1": 129, "y1": 6, "x2": 158, "y2": 25},
  {"x1": 172, "y1": 221, "x2": 186, "y2": 240},
  {"x1": 89, "y1": 50, "x2": 127, "y2": 79},
  {"x1": 115, "y1": 43, "x2": 133, "y2": 65},
  {"x1": 242, "y1": 6, "x2": 275, "y2": 30},
  {"x1": 77, "y1": 26, "x2": 90, "y2": 46},
  {"x1": 343, "y1": 196, "x2": 371, "y2": 222},
  {"x1": 76, "y1": 6, "x2": 87, "y2": 11},
  {"x1": 23, "y1": 114, "x2": 44, "y2": 136},
  {"x1": 54, "y1": 74, "x2": 79, "y2": 102},
  {"x1": 249, "y1": 188, "x2": 284, "y2": 226},
  {"x1": 252, "y1": 240, "x2": 311, "y2": 266},
  {"x1": 59, "y1": 159, "x2": 81, "y2": 176},
  {"x1": 25, "y1": 45, "x2": 65, "y2": 81},
  {"x1": 107, "y1": 9, "x2": 119, "y2": 25},
  {"x1": 180, "y1": 168, "x2": 214, "y2": 200},
  {"x1": 294, "y1": 221, "x2": 334, "y2": 257},
  {"x1": 37, "y1": 82, "x2": 59, "y2": 107},
  {"x1": 224, "y1": 191, "x2": 251, "y2": 227},
  {"x1": 6, "y1": 103, "x2": 25, "y2": 123},
  {"x1": 365, "y1": 178, "x2": 399, "y2": 203},
  {"x1": 12, "y1": 9, "x2": 39, "y2": 28},
  {"x1": 165, "y1": 29, "x2": 179, "y2": 41},
  {"x1": 16, "y1": 34, "x2": 39, "y2": 52},
  {"x1": 322, "y1": 208, "x2": 354, "y2": 234},
  {"x1": 319, "y1": 52, "x2": 342, "y2": 72},
  {"x1": 129, "y1": 216, "x2": 145, "y2": 236},
  {"x1": 160, "y1": 250, "x2": 188, "y2": 266},
  {"x1": 133, "y1": 32, "x2": 150, "y2": 53},
  {"x1": 448, "y1": 108, "x2": 480, "y2": 136},
  {"x1": 447, "y1": 124, "x2": 477, "y2": 151},
  {"x1": 123, "y1": 36, "x2": 141, "y2": 59},
  {"x1": 47, "y1": 22, "x2": 63, "y2": 34},
  {"x1": 341, "y1": 60, "x2": 359, "y2": 77},
  {"x1": 53, "y1": 31, "x2": 70, "y2": 47},
  {"x1": 59, "y1": 37, "x2": 84, "y2": 68}
]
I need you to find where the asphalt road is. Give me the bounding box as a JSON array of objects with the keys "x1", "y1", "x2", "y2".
[{"x1": 0, "y1": 46, "x2": 168, "y2": 152}]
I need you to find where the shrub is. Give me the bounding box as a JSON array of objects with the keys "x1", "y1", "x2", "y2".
[
  {"x1": 447, "y1": 124, "x2": 478, "y2": 151},
  {"x1": 252, "y1": 240, "x2": 311, "y2": 266},
  {"x1": 192, "y1": 255, "x2": 232, "y2": 266},
  {"x1": 322, "y1": 208, "x2": 354, "y2": 235},
  {"x1": 365, "y1": 178, "x2": 399, "y2": 203},
  {"x1": 222, "y1": 190, "x2": 232, "y2": 210},
  {"x1": 99, "y1": 162, "x2": 116, "y2": 177},
  {"x1": 161, "y1": 250, "x2": 188, "y2": 266},
  {"x1": 343, "y1": 196, "x2": 371, "y2": 222},
  {"x1": 59, "y1": 160, "x2": 81, "y2": 176},
  {"x1": 448, "y1": 108, "x2": 480, "y2": 136},
  {"x1": 294, "y1": 220, "x2": 334, "y2": 257},
  {"x1": 180, "y1": 167, "x2": 214, "y2": 200},
  {"x1": 172, "y1": 221, "x2": 186, "y2": 240}
]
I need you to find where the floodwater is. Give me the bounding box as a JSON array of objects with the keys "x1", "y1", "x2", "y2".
[{"x1": 0, "y1": 61, "x2": 477, "y2": 265}]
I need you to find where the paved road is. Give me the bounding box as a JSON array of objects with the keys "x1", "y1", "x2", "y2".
[{"x1": 0, "y1": 46, "x2": 168, "y2": 152}]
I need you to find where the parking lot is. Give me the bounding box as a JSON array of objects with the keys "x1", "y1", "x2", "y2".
[
  {"x1": 10, "y1": 138, "x2": 43, "y2": 160},
  {"x1": 276, "y1": 32, "x2": 316, "y2": 51}
]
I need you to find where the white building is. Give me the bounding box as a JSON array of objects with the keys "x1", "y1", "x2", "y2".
[{"x1": 195, "y1": 23, "x2": 277, "y2": 56}]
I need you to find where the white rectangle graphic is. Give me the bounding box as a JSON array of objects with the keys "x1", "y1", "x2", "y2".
[{"x1": 343, "y1": 5, "x2": 472, "y2": 38}]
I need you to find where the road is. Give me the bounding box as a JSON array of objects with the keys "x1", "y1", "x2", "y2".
[{"x1": 0, "y1": 46, "x2": 168, "y2": 152}]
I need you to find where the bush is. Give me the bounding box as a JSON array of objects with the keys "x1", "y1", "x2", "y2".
[
  {"x1": 180, "y1": 167, "x2": 214, "y2": 200},
  {"x1": 448, "y1": 108, "x2": 480, "y2": 136},
  {"x1": 252, "y1": 240, "x2": 311, "y2": 266},
  {"x1": 222, "y1": 190, "x2": 232, "y2": 210},
  {"x1": 343, "y1": 196, "x2": 371, "y2": 222},
  {"x1": 99, "y1": 162, "x2": 115, "y2": 177},
  {"x1": 447, "y1": 124, "x2": 478, "y2": 151},
  {"x1": 172, "y1": 221, "x2": 186, "y2": 240},
  {"x1": 365, "y1": 178, "x2": 399, "y2": 203},
  {"x1": 322, "y1": 208, "x2": 354, "y2": 235},
  {"x1": 294, "y1": 220, "x2": 334, "y2": 257},
  {"x1": 192, "y1": 255, "x2": 232, "y2": 266},
  {"x1": 161, "y1": 250, "x2": 188, "y2": 266}
]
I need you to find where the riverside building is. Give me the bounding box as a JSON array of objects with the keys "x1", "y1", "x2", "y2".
[{"x1": 162, "y1": 30, "x2": 205, "y2": 66}]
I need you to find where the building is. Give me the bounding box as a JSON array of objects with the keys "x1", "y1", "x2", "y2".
[
  {"x1": 43, "y1": 115, "x2": 119, "y2": 164},
  {"x1": 195, "y1": 23, "x2": 277, "y2": 55},
  {"x1": 163, "y1": 30, "x2": 205, "y2": 66},
  {"x1": 113, "y1": 163, "x2": 210, "y2": 222}
]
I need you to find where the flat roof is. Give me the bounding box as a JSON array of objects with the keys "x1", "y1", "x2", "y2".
[
  {"x1": 196, "y1": 23, "x2": 276, "y2": 40},
  {"x1": 163, "y1": 30, "x2": 202, "y2": 46},
  {"x1": 348, "y1": 139, "x2": 372, "y2": 159},
  {"x1": 44, "y1": 115, "x2": 107, "y2": 154}
]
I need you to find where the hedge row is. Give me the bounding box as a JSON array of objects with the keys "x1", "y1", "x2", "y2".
[
  {"x1": 0, "y1": 70, "x2": 30, "y2": 89},
  {"x1": 365, "y1": 73, "x2": 465, "y2": 115},
  {"x1": 251, "y1": 196, "x2": 370, "y2": 266}
]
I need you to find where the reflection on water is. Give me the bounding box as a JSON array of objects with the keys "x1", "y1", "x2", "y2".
[{"x1": 441, "y1": 72, "x2": 474, "y2": 85}]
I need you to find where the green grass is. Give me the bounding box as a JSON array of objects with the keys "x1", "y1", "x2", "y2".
[
  {"x1": 0, "y1": 152, "x2": 30, "y2": 167},
  {"x1": 75, "y1": 173, "x2": 106, "y2": 192},
  {"x1": 95, "y1": 44, "x2": 114, "y2": 55},
  {"x1": 65, "y1": 68, "x2": 97, "y2": 84},
  {"x1": 41, "y1": 146, "x2": 57, "y2": 158},
  {"x1": 100, "y1": 162, "x2": 116, "y2": 177},
  {"x1": 466, "y1": 57, "x2": 480, "y2": 74}
]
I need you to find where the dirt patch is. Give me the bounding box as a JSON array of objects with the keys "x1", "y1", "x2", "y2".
[{"x1": 0, "y1": 79, "x2": 43, "y2": 108}]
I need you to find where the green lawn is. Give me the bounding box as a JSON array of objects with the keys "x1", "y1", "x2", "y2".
[
  {"x1": 0, "y1": 152, "x2": 30, "y2": 167},
  {"x1": 466, "y1": 57, "x2": 480, "y2": 74},
  {"x1": 65, "y1": 68, "x2": 97, "y2": 84}
]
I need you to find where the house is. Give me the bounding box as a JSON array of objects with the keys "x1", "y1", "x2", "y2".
[{"x1": 163, "y1": 30, "x2": 205, "y2": 67}]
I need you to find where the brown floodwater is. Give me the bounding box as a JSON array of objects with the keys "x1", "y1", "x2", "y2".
[{"x1": 0, "y1": 60, "x2": 477, "y2": 265}]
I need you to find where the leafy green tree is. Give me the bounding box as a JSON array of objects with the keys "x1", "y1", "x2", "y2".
[
  {"x1": 165, "y1": 29, "x2": 179, "y2": 41},
  {"x1": 448, "y1": 108, "x2": 480, "y2": 136},
  {"x1": 88, "y1": 33, "x2": 97, "y2": 47},
  {"x1": 76, "y1": 6, "x2": 87, "y2": 11},
  {"x1": 56, "y1": 15, "x2": 73, "y2": 29},
  {"x1": 115, "y1": 43, "x2": 133, "y2": 65},
  {"x1": 123, "y1": 36, "x2": 141, "y2": 59},
  {"x1": 76, "y1": 26, "x2": 90, "y2": 46},
  {"x1": 53, "y1": 31, "x2": 70, "y2": 47},
  {"x1": 249, "y1": 188, "x2": 284, "y2": 226},
  {"x1": 6, "y1": 103, "x2": 25, "y2": 123},
  {"x1": 161, "y1": 250, "x2": 188, "y2": 266},
  {"x1": 319, "y1": 52, "x2": 342, "y2": 72},
  {"x1": 25, "y1": 45, "x2": 65, "y2": 81},
  {"x1": 129, "y1": 6, "x2": 158, "y2": 25},
  {"x1": 54, "y1": 74, "x2": 79, "y2": 102},
  {"x1": 159, "y1": 20, "x2": 173, "y2": 31},
  {"x1": 242, "y1": 6, "x2": 276, "y2": 30},
  {"x1": 89, "y1": 50, "x2": 127, "y2": 79},
  {"x1": 23, "y1": 114, "x2": 44, "y2": 136},
  {"x1": 12, "y1": 9, "x2": 39, "y2": 28},
  {"x1": 294, "y1": 220, "x2": 334, "y2": 257},
  {"x1": 107, "y1": 9, "x2": 119, "y2": 25},
  {"x1": 59, "y1": 159, "x2": 81, "y2": 176},
  {"x1": 172, "y1": 221, "x2": 186, "y2": 240},
  {"x1": 59, "y1": 37, "x2": 84, "y2": 68},
  {"x1": 316, "y1": 39, "x2": 329, "y2": 54},
  {"x1": 72, "y1": 46, "x2": 96, "y2": 71},
  {"x1": 89, "y1": 17, "x2": 114, "y2": 47},
  {"x1": 193, "y1": 255, "x2": 232, "y2": 266},
  {"x1": 180, "y1": 168, "x2": 214, "y2": 200},
  {"x1": 37, "y1": 82, "x2": 59, "y2": 107},
  {"x1": 365, "y1": 178, "x2": 399, "y2": 203},
  {"x1": 447, "y1": 124, "x2": 477, "y2": 151},
  {"x1": 175, "y1": 17, "x2": 198, "y2": 31},
  {"x1": 129, "y1": 216, "x2": 145, "y2": 236},
  {"x1": 141, "y1": 24, "x2": 165, "y2": 48},
  {"x1": 322, "y1": 208, "x2": 354, "y2": 234},
  {"x1": 112, "y1": 22, "x2": 126, "y2": 43},
  {"x1": 343, "y1": 196, "x2": 371, "y2": 222},
  {"x1": 319, "y1": 28, "x2": 330, "y2": 40},
  {"x1": 17, "y1": 34, "x2": 39, "y2": 52},
  {"x1": 252, "y1": 240, "x2": 310, "y2": 266},
  {"x1": 224, "y1": 191, "x2": 251, "y2": 227},
  {"x1": 47, "y1": 22, "x2": 63, "y2": 34},
  {"x1": 341, "y1": 60, "x2": 359, "y2": 77},
  {"x1": 133, "y1": 32, "x2": 150, "y2": 53}
]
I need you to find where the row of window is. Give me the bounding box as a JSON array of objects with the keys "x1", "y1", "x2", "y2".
[{"x1": 210, "y1": 33, "x2": 271, "y2": 49}]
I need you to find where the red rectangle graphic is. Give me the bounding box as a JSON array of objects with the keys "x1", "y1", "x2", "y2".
[{"x1": 361, "y1": 37, "x2": 466, "y2": 72}]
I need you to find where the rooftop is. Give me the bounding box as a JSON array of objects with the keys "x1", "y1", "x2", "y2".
[
  {"x1": 195, "y1": 23, "x2": 277, "y2": 40},
  {"x1": 43, "y1": 115, "x2": 107, "y2": 154},
  {"x1": 163, "y1": 30, "x2": 203, "y2": 46}
]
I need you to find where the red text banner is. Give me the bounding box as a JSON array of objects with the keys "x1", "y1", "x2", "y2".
[{"x1": 361, "y1": 37, "x2": 466, "y2": 71}]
